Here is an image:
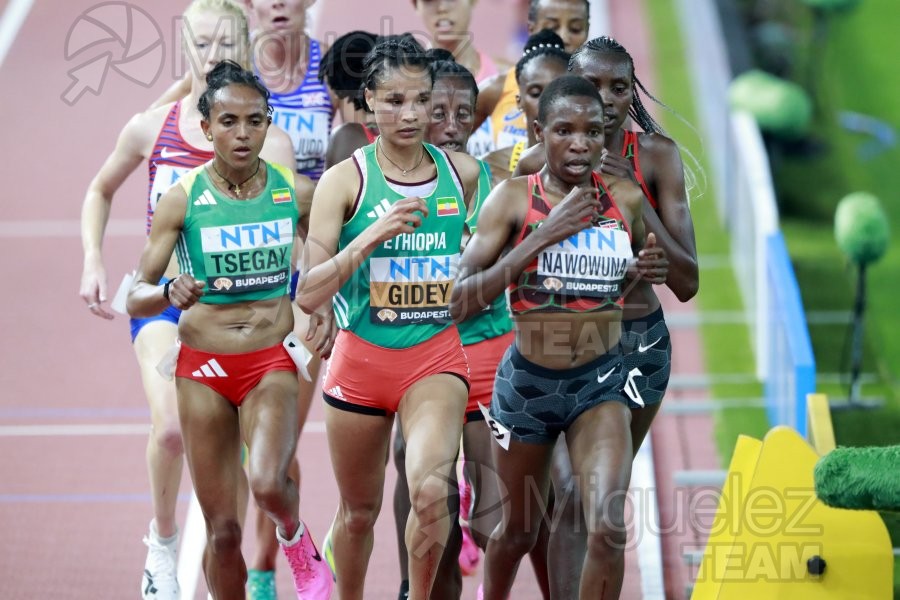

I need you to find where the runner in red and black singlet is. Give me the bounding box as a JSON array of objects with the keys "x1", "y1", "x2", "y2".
[
  {"x1": 510, "y1": 36, "x2": 697, "y2": 597},
  {"x1": 451, "y1": 75, "x2": 654, "y2": 599},
  {"x1": 515, "y1": 35, "x2": 697, "y2": 450}
]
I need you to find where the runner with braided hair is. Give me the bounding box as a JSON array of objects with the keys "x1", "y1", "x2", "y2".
[{"x1": 513, "y1": 37, "x2": 697, "y2": 596}]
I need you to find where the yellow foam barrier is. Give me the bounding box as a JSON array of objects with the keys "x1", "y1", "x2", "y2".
[
  {"x1": 806, "y1": 394, "x2": 836, "y2": 456},
  {"x1": 691, "y1": 426, "x2": 892, "y2": 599}
]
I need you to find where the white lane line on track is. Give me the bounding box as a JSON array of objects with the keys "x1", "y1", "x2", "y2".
[
  {"x1": 0, "y1": 219, "x2": 145, "y2": 238},
  {"x1": 178, "y1": 492, "x2": 206, "y2": 600},
  {"x1": 0, "y1": 421, "x2": 326, "y2": 436},
  {"x1": 0, "y1": 0, "x2": 34, "y2": 69},
  {"x1": 633, "y1": 435, "x2": 665, "y2": 600}
]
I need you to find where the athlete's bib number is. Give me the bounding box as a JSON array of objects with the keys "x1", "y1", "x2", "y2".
[
  {"x1": 273, "y1": 108, "x2": 331, "y2": 173},
  {"x1": 536, "y1": 226, "x2": 631, "y2": 299},
  {"x1": 198, "y1": 218, "x2": 293, "y2": 294},
  {"x1": 368, "y1": 253, "x2": 459, "y2": 325},
  {"x1": 478, "y1": 402, "x2": 510, "y2": 450}
]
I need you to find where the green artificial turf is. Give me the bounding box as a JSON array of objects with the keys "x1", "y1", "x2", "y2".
[{"x1": 645, "y1": 0, "x2": 899, "y2": 593}]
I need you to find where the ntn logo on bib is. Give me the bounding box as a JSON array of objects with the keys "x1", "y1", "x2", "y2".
[
  {"x1": 368, "y1": 254, "x2": 459, "y2": 324},
  {"x1": 200, "y1": 218, "x2": 293, "y2": 252},
  {"x1": 537, "y1": 227, "x2": 631, "y2": 298}
]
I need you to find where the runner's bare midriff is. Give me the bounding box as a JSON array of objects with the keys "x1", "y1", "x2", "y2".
[
  {"x1": 514, "y1": 311, "x2": 622, "y2": 369},
  {"x1": 178, "y1": 296, "x2": 294, "y2": 353},
  {"x1": 622, "y1": 278, "x2": 662, "y2": 320}
]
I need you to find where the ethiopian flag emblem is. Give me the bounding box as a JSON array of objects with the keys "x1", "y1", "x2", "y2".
[
  {"x1": 436, "y1": 197, "x2": 460, "y2": 217},
  {"x1": 272, "y1": 188, "x2": 292, "y2": 204}
]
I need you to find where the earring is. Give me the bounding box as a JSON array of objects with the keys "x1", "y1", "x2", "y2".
[{"x1": 206, "y1": 134, "x2": 213, "y2": 141}]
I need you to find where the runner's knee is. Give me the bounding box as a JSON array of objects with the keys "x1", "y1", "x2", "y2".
[
  {"x1": 149, "y1": 422, "x2": 183, "y2": 456},
  {"x1": 497, "y1": 520, "x2": 542, "y2": 558},
  {"x1": 249, "y1": 470, "x2": 288, "y2": 513},
  {"x1": 208, "y1": 518, "x2": 242, "y2": 557},
  {"x1": 410, "y1": 476, "x2": 454, "y2": 525},
  {"x1": 585, "y1": 496, "x2": 628, "y2": 559},
  {"x1": 341, "y1": 498, "x2": 382, "y2": 536},
  {"x1": 586, "y1": 523, "x2": 627, "y2": 562}
]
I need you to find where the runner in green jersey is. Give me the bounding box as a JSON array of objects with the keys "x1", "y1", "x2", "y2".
[
  {"x1": 389, "y1": 55, "x2": 537, "y2": 600},
  {"x1": 126, "y1": 61, "x2": 334, "y2": 600},
  {"x1": 296, "y1": 38, "x2": 482, "y2": 600}
]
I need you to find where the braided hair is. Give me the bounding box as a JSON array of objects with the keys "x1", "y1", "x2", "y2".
[
  {"x1": 515, "y1": 29, "x2": 570, "y2": 84},
  {"x1": 363, "y1": 35, "x2": 430, "y2": 95},
  {"x1": 427, "y1": 48, "x2": 478, "y2": 106},
  {"x1": 198, "y1": 59, "x2": 272, "y2": 120},
  {"x1": 569, "y1": 36, "x2": 665, "y2": 136},
  {"x1": 570, "y1": 36, "x2": 706, "y2": 200}
]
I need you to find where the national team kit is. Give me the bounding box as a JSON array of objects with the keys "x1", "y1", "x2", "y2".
[{"x1": 136, "y1": 103, "x2": 670, "y2": 439}]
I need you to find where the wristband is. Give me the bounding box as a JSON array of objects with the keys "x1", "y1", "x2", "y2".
[{"x1": 163, "y1": 277, "x2": 178, "y2": 302}]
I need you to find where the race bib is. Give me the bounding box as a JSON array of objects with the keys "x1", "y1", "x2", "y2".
[
  {"x1": 536, "y1": 225, "x2": 631, "y2": 298},
  {"x1": 478, "y1": 402, "x2": 510, "y2": 450},
  {"x1": 368, "y1": 253, "x2": 459, "y2": 325},
  {"x1": 199, "y1": 218, "x2": 293, "y2": 294},
  {"x1": 272, "y1": 108, "x2": 331, "y2": 174},
  {"x1": 149, "y1": 164, "x2": 192, "y2": 213},
  {"x1": 466, "y1": 120, "x2": 495, "y2": 158}
]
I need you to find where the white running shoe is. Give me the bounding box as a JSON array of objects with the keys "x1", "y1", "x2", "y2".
[{"x1": 141, "y1": 521, "x2": 180, "y2": 600}]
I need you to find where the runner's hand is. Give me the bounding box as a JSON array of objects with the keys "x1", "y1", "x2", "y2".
[
  {"x1": 306, "y1": 307, "x2": 336, "y2": 359},
  {"x1": 537, "y1": 186, "x2": 599, "y2": 246},
  {"x1": 599, "y1": 149, "x2": 637, "y2": 182},
  {"x1": 369, "y1": 197, "x2": 429, "y2": 243},
  {"x1": 635, "y1": 233, "x2": 668, "y2": 284},
  {"x1": 80, "y1": 260, "x2": 114, "y2": 320},
  {"x1": 167, "y1": 275, "x2": 205, "y2": 310}
]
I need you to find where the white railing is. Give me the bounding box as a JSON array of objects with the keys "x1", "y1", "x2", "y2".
[{"x1": 676, "y1": 0, "x2": 816, "y2": 425}]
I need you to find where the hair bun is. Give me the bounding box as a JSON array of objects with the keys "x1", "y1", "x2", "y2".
[{"x1": 205, "y1": 59, "x2": 243, "y2": 86}]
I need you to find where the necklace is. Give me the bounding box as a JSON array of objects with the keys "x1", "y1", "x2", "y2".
[
  {"x1": 212, "y1": 159, "x2": 261, "y2": 197},
  {"x1": 378, "y1": 139, "x2": 425, "y2": 176}
]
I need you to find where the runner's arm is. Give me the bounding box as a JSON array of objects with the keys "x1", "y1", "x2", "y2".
[
  {"x1": 326, "y1": 123, "x2": 371, "y2": 169},
  {"x1": 295, "y1": 162, "x2": 364, "y2": 314},
  {"x1": 450, "y1": 180, "x2": 527, "y2": 322},
  {"x1": 262, "y1": 124, "x2": 299, "y2": 173},
  {"x1": 80, "y1": 112, "x2": 152, "y2": 318},
  {"x1": 293, "y1": 173, "x2": 315, "y2": 238},
  {"x1": 511, "y1": 142, "x2": 545, "y2": 177},
  {"x1": 297, "y1": 161, "x2": 431, "y2": 314},
  {"x1": 127, "y1": 186, "x2": 190, "y2": 317},
  {"x1": 644, "y1": 135, "x2": 698, "y2": 301}
]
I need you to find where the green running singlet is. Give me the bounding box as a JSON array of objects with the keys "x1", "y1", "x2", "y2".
[
  {"x1": 458, "y1": 159, "x2": 512, "y2": 346},
  {"x1": 333, "y1": 142, "x2": 467, "y2": 348},
  {"x1": 175, "y1": 161, "x2": 299, "y2": 305}
]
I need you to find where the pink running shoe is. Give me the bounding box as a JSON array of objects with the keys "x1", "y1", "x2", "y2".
[
  {"x1": 278, "y1": 521, "x2": 334, "y2": 599},
  {"x1": 458, "y1": 478, "x2": 480, "y2": 576}
]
